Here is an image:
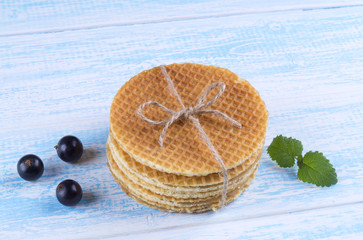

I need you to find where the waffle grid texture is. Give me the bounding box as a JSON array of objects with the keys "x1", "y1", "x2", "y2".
[
  {"x1": 107, "y1": 137, "x2": 260, "y2": 198},
  {"x1": 110, "y1": 63, "x2": 268, "y2": 176},
  {"x1": 109, "y1": 131, "x2": 262, "y2": 188},
  {"x1": 108, "y1": 63, "x2": 268, "y2": 212},
  {"x1": 107, "y1": 146, "x2": 257, "y2": 213}
]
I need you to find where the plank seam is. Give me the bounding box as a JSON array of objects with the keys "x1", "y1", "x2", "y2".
[
  {"x1": 1, "y1": 3, "x2": 363, "y2": 38},
  {"x1": 80, "y1": 200, "x2": 363, "y2": 239}
]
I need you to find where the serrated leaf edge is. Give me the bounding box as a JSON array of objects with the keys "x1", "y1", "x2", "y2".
[
  {"x1": 297, "y1": 151, "x2": 338, "y2": 187},
  {"x1": 267, "y1": 135, "x2": 299, "y2": 168}
]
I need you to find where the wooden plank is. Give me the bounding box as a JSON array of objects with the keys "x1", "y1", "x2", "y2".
[
  {"x1": 1, "y1": 123, "x2": 362, "y2": 239},
  {"x1": 1, "y1": 0, "x2": 363, "y2": 36},
  {"x1": 115, "y1": 202, "x2": 363, "y2": 239},
  {"x1": 1, "y1": 5, "x2": 363, "y2": 132},
  {"x1": 1, "y1": 5, "x2": 363, "y2": 240}
]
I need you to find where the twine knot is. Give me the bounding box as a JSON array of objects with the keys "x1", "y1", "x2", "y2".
[
  {"x1": 180, "y1": 106, "x2": 194, "y2": 119},
  {"x1": 137, "y1": 65, "x2": 241, "y2": 209}
]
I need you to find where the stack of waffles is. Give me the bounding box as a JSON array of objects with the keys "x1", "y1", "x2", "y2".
[{"x1": 107, "y1": 63, "x2": 268, "y2": 213}]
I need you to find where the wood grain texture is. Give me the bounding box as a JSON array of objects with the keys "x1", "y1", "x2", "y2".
[
  {"x1": 107, "y1": 202, "x2": 363, "y2": 239},
  {"x1": 1, "y1": 0, "x2": 363, "y2": 36},
  {"x1": 1, "y1": 2, "x2": 363, "y2": 240}
]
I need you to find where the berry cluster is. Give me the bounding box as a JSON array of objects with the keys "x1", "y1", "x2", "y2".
[{"x1": 17, "y1": 135, "x2": 84, "y2": 206}]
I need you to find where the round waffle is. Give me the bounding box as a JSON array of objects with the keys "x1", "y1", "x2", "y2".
[
  {"x1": 107, "y1": 146, "x2": 258, "y2": 207},
  {"x1": 108, "y1": 131, "x2": 263, "y2": 189},
  {"x1": 107, "y1": 146, "x2": 257, "y2": 212},
  {"x1": 107, "y1": 140, "x2": 260, "y2": 199},
  {"x1": 110, "y1": 63, "x2": 268, "y2": 176},
  {"x1": 108, "y1": 63, "x2": 268, "y2": 212}
]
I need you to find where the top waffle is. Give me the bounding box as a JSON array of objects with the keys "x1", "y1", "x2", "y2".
[{"x1": 110, "y1": 63, "x2": 268, "y2": 176}]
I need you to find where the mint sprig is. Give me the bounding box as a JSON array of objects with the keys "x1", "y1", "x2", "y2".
[
  {"x1": 267, "y1": 135, "x2": 337, "y2": 187},
  {"x1": 267, "y1": 135, "x2": 303, "y2": 168}
]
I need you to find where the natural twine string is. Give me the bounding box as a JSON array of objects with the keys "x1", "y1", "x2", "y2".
[{"x1": 137, "y1": 65, "x2": 241, "y2": 209}]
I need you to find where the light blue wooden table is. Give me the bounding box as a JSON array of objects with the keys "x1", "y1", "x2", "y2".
[{"x1": 1, "y1": 1, "x2": 363, "y2": 239}]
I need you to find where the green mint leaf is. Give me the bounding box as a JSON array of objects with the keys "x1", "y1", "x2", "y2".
[
  {"x1": 267, "y1": 135, "x2": 303, "y2": 168},
  {"x1": 297, "y1": 151, "x2": 338, "y2": 187}
]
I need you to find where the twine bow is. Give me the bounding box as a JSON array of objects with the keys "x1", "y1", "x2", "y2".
[{"x1": 137, "y1": 65, "x2": 241, "y2": 209}]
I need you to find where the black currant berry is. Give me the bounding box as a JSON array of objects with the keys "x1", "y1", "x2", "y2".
[
  {"x1": 17, "y1": 154, "x2": 44, "y2": 181},
  {"x1": 55, "y1": 135, "x2": 83, "y2": 162},
  {"x1": 56, "y1": 179, "x2": 83, "y2": 206}
]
